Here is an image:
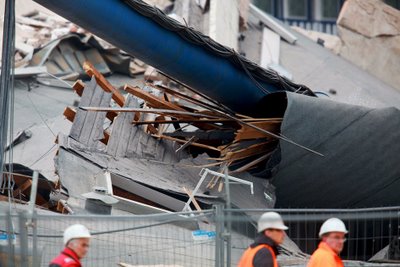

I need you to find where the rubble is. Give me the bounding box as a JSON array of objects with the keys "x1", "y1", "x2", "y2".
[
  {"x1": 78, "y1": 65, "x2": 282, "y2": 173},
  {"x1": 56, "y1": 62, "x2": 276, "y2": 214},
  {"x1": 1, "y1": 163, "x2": 56, "y2": 208},
  {"x1": 1, "y1": 6, "x2": 147, "y2": 80},
  {"x1": 1, "y1": 1, "x2": 400, "y2": 264}
]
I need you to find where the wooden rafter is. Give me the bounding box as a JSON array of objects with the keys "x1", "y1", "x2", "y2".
[
  {"x1": 83, "y1": 61, "x2": 125, "y2": 106},
  {"x1": 218, "y1": 141, "x2": 277, "y2": 161},
  {"x1": 153, "y1": 134, "x2": 221, "y2": 152},
  {"x1": 235, "y1": 121, "x2": 281, "y2": 141}
]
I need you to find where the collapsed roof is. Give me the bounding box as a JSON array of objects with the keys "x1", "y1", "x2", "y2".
[
  {"x1": 33, "y1": 0, "x2": 314, "y2": 115},
  {"x1": 20, "y1": 0, "x2": 399, "y2": 210}
]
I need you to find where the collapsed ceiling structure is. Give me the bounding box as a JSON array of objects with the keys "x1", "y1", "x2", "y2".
[
  {"x1": 0, "y1": 0, "x2": 399, "y2": 263},
  {"x1": 28, "y1": 0, "x2": 400, "y2": 210}
]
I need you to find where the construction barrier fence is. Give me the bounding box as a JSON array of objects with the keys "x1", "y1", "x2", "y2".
[{"x1": 0, "y1": 205, "x2": 399, "y2": 266}]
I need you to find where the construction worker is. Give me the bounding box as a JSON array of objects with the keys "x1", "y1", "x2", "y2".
[
  {"x1": 307, "y1": 218, "x2": 348, "y2": 267},
  {"x1": 49, "y1": 224, "x2": 91, "y2": 267},
  {"x1": 238, "y1": 212, "x2": 288, "y2": 267}
]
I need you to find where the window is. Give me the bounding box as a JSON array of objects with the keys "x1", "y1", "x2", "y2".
[
  {"x1": 314, "y1": 0, "x2": 341, "y2": 21},
  {"x1": 384, "y1": 0, "x2": 400, "y2": 9},
  {"x1": 283, "y1": 0, "x2": 307, "y2": 19},
  {"x1": 253, "y1": 0, "x2": 274, "y2": 15}
]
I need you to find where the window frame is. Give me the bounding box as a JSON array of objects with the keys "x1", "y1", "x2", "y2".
[
  {"x1": 313, "y1": 0, "x2": 342, "y2": 22},
  {"x1": 283, "y1": 0, "x2": 309, "y2": 20}
]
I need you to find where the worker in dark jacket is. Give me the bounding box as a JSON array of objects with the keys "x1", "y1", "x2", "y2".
[
  {"x1": 238, "y1": 212, "x2": 288, "y2": 267},
  {"x1": 49, "y1": 224, "x2": 91, "y2": 267}
]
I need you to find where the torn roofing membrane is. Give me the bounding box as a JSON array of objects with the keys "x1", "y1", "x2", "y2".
[{"x1": 271, "y1": 92, "x2": 400, "y2": 208}]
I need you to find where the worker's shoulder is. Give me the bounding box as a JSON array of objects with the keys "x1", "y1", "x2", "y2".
[
  {"x1": 311, "y1": 247, "x2": 333, "y2": 258},
  {"x1": 49, "y1": 253, "x2": 80, "y2": 267},
  {"x1": 308, "y1": 248, "x2": 337, "y2": 267},
  {"x1": 253, "y1": 246, "x2": 275, "y2": 266}
]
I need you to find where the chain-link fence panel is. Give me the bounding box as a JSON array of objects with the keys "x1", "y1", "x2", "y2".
[
  {"x1": 1, "y1": 206, "x2": 400, "y2": 266},
  {"x1": 0, "y1": 210, "x2": 222, "y2": 267},
  {"x1": 226, "y1": 207, "x2": 400, "y2": 265}
]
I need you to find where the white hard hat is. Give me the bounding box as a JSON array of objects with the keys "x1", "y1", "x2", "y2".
[
  {"x1": 319, "y1": 218, "x2": 348, "y2": 237},
  {"x1": 63, "y1": 224, "x2": 91, "y2": 245},
  {"x1": 257, "y1": 212, "x2": 288, "y2": 233}
]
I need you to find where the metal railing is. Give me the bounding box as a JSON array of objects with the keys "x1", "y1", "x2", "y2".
[{"x1": 284, "y1": 19, "x2": 338, "y2": 35}]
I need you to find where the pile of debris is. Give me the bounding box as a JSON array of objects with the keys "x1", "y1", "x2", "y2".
[
  {"x1": 1, "y1": 163, "x2": 56, "y2": 209},
  {"x1": 12, "y1": 11, "x2": 147, "y2": 80},
  {"x1": 71, "y1": 62, "x2": 282, "y2": 175}
]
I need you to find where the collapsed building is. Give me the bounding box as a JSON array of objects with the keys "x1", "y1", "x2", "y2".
[{"x1": 2, "y1": 0, "x2": 400, "y2": 264}]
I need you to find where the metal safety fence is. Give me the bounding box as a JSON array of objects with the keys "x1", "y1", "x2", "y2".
[
  {"x1": 1, "y1": 206, "x2": 400, "y2": 266},
  {"x1": 226, "y1": 207, "x2": 400, "y2": 264}
]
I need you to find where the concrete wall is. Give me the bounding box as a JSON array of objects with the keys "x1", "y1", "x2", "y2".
[{"x1": 209, "y1": 0, "x2": 239, "y2": 50}]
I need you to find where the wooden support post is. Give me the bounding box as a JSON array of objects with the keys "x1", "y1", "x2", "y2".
[{"x1": 13, "y1": 179, "x2": 31, "y2": 198}]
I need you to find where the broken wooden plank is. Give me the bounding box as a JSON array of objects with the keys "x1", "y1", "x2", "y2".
[
  {"x1": 80, "y1": 107, "x2": 221, "y2": 119},
  {"x1": 235, "y1": 121, "x2": 281, "y2": 141},
  {"x1": 69, "y1": 76, "x2": 98, "y2": 140},
  {"x1": 153, "y1": 135, "x2": 221, "y2": 152},
  {"x1": 71, "y1": 81, "x2": 119, "y2": 122},
  {"x1": 146, "y1": 124, "x2": 158, "y2": 135},
  {"x1": 175, "y1": 136, "x2": 198, "y2": 153},
  {"x1": 13, "y1": 179, "x2": 32, "y2": 198},
  {"x1": 183, "y1": 186, "x2": 202, "y2": 212},
  {"x1": 72, "y1": 80, "x2": 85, "y2": 96},
  {"x1": 125, "y1": 85, "x2": 188, "y2": 112},
  {"x1": 216, "y1": 111, "x2": 323, "y2": 156},
  {"x1": 83, "y1": 61, "x2": 125, "y2": 106},
  {"x1": 63, "y1": 107, "x2": 76, "y2": 122},
  {"x1": 64, "y1": 106, "x2": 109, "y2": 145},
  {"x1": 107, "y1": 96, "x2": 139, "y2": 157},
  {"x1": 0, "y1": 195, "x2": 26, "y2": 204},
  {"x1": 2, "y1": 172, "x2": 53, "y2": 206},
  {"x1": 229, "y1": 152, "x2": 273, "y2": 174},
  {"x1": 57, "y1": 199, "x2": 74, "y2": 214},
  {"x1": 218, "y1": 141, "x2": 277, "y2": 161},
  {"x1": 100, "y1": 131, "x2": 110, "y2": 145},
  {"x1": 206, "y1": 175, "x2": 219, "y2": 189},
  {"x1": 155, "y1": 83, "x2": 229, "y2": 114},
  {"x1": 69, "y1": 76, "x2": 113, "y2": 147},
  {"x1": 78, "y1": 82, "x2": 112, "y2": 147}
]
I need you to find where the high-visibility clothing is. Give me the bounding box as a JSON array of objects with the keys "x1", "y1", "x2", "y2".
[
  {"x1": 238, "y1": 243, "x2": 278, "y2": 267},
  {"x1": 307, "y1": 242, "x2": 344, "y2": 267},
  {"x1": 49, "y1": 247, "x2": 82, "y2": 267}
]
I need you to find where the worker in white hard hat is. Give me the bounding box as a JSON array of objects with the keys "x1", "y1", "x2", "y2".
[
  {"x1": 307, "y1": 218, "x2": 348, "y2": 267},
  {"x1": 238, "y1": 212, "x2": 288, "y2": 267},
  {"x1": 49, "y1": 224, "x2": 91, "y2": 267}
]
